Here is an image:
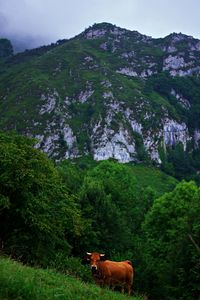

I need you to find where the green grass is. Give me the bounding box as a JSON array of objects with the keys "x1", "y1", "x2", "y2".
[
  {"x1": 0, "y1": 257, "x2": 143, "y2": 300},
  {"x1": 64, "y1": 157, "x2": 178, "y2": 196},
  {"x1": 128, "y1": 164, "x2": 178, "y2": 196}
]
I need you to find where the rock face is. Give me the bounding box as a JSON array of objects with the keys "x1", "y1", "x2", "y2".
[
  {"x1": 32, "y1": 86, "x2": 192, "y2": 163},
  {"x1": 92, "y1": 127, "x2": 135, "y2": 163},
  {"x1": 163, "y1": 119, "x2": 190, "y2": 150},
  {"x1": 39, "y1": 90, "x2": 58, "y2": 115},
  {"x1": 116, "y1": 68, "x2": 138, "y2": 77},
  {"x1": 0, "y1": 22, "x2": 200, "y2": 164}
]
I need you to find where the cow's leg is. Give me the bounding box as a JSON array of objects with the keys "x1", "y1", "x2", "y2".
[
  {"x1": 126, "y1": 283, "x2": 132, "y2": 296},
  {"x1": 103, "y1": 277, "x2": 112, "y2": 290},
  {"x1": 109, "y1": 281, "x2": 114, "y2": 291}
]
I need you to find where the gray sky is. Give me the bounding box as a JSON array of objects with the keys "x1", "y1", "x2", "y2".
[{"x1": 1, "y1": 0, "x2": 200, "y2": 50}]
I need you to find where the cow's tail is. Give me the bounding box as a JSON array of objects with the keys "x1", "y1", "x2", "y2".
[
  {"x1": 125, "y1": 262, "x2": 135, "y2": 296},
  {"x1": 131, "y1": 266, "x2": 136, "y2": 296}
]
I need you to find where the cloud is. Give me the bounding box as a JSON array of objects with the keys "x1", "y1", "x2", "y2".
[
  {"x1": 0, "y1": 0, "x2": 200, "y2": 52},
  {"x1": 0, "y1": 1, "x2": 53, "y2": 51}
]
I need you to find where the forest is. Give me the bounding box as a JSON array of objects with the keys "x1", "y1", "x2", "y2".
[{"x1": 0, "y1": 132, "x2": 199, "y2": 300}]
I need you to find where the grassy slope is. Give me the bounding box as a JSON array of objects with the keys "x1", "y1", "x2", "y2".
[
  {"x1": 0, "y1": 257, "x2": 142, "y2": 300},
  {"x1": 128, "y1": 164, "x2": 178, "y2": 196},
  {"x1": 73, "y1": 157, "x2": 178, "y2": 196}
]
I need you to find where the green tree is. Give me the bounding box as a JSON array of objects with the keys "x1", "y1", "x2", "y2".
[
  {"x1": 142, "y1": 181, "x2": 200, "y2": 300},
  {"x1": 0, "y1": 39, "x2": 13, "y2": 58},
  {"x1": 0, "y1": 132, "x2": 83, "y2": 265},
  {"x1": 145, "y1": 72, "x2": 173, "y2": 97},
  {"x1": 57, "y1": 160, "x2": 84, "y2": 194},
  {"x1": 79, "y1": 175, "x2": 132, "y2": 254},
  {"x1": 77, "y1": 160, "x2": 156, "y2": 258}
]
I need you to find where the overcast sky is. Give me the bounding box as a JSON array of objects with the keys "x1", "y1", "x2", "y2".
[{"x1": 1, "y1": 0, "x2": 200, "y2": 50}]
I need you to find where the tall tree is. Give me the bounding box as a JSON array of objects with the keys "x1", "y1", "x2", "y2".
[
  {"x1": 142, "y1": 181, "x2": 200, "y2": 300},
  {"x1": 0, "y1": 132, "x2": 83, "y2": 265}
]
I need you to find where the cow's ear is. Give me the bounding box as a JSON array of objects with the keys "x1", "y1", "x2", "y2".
[{"x1": 100, "y1": 253, "x2": 107, "y2": 261}]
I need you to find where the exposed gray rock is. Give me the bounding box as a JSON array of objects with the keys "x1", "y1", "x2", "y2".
[
  {"x1": 78, "y1": 89, "x2": 94, "y2": 103},
  {"x1": 140, "y1": 69, "x2": 154, "y2": 77},
  {"x1": 171, "y1": 89, "x2": 191, "y2": 109},
  {"x1": 194, "y1": 129, "x2": 200, "y2": 147},
  {"x1": 85, "y1": 29, "x2": 107, "y2": 39},
  {"x1": 125, "y1": 109, "x2": 143, "y2": 134},
  {"x1": 121, "y1": 51, "x2": 135, "y2": 58},
  {"x1": 42, "y1": 134, "x2": 60, "y2": 155},
  {"x1": 162, "y1": 45, "x2": 177, "y2": 53},
  {"x1": 169, "y1": 66, "x2": 200, "y2": 76},
  {"x1": 103, "y1": 91, "x2": 114, "y2": 99},
  {"x1": 110, "y1": 27, "x2": 126, "y2": 36},
  {"x1": 84, "y1": 56, "x2": 93, "y2": 62},
  {"x1": 62, "y1": 125, "x2": 78, "y2": 159},
  {"x1": 34, "y1": 134, "x2": 44, "y2": 149},
  {"x1": 163, "y1": 55, "x2": 186, "y2": 70},
  {"x1": 39, "y1": 90, "x2": 58, "y2": 115},
  {"x1": 92, "y1": 126, "x2": 135, "y2": 163},
  {"x1": 163, "y1": 119, "x2": 190, "y2": 150},
  {"x1": 193, "y1": 41, "x2": 200, "y2": 51},
  {"x1": 64, "y1": 96, "x2": 70, "y2": 106},
  {"x1": 116, "y1": 67, "x2": 138, "y2": 77},
  {"x1": 101, "y1": 80, "x2": 112, "y2": 88},
  {"x1": 100, "y1": 42, "x2": 108, "y2": 50}
]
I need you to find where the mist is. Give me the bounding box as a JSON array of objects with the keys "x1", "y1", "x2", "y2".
[{"x1": 1, "y1": 0, "x2": 200, "y2": 53}]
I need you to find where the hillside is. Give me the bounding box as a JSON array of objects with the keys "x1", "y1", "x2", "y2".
[
  {"x1": 0, "y1": 257, "x2": 142, "y2": 300},
  {"x1": 0, "y1": 22, "x2": 200, "y2": 178}
]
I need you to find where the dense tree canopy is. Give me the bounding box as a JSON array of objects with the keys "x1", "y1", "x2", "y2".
[
  {"x1": 142, "y1": 181, "x2": 200, "y2": 300},
  {"x1": 0, "y1": 132, "x2": 83, "y2": 264}
]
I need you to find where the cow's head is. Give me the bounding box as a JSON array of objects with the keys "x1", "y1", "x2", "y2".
[{"x1": 85, "y1": 252, "x2": 106, "y2": 272}]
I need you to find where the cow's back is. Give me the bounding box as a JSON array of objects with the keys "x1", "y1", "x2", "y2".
[{"x1": 102, "y1": 260, "x2": 133, "y2": 284}]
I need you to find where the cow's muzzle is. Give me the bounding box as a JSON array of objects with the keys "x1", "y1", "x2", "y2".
[{"x1": 91, "y1": 265, "x2": 98, "y2": 273}]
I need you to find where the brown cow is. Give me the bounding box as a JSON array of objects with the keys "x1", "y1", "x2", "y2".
[{"x1": 85, "y1": 252, "x2": 134, "y2": 295}]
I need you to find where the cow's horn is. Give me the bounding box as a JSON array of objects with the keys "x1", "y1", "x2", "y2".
[
  {"x1": 100, "y1": 253, "x2": 105, "y2": 256},
  {"x1": 86, "y1": 252, "x2": 92, "y2": 255}
]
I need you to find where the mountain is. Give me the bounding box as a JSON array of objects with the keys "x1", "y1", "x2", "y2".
[{"x1": 1, "y1": 22, "x2": 200, "y2": 173}]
